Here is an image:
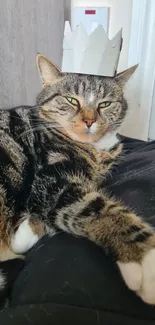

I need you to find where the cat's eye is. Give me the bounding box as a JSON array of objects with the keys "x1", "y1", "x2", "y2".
[
  {"x1": 66, "y1": 97, "x2": 79, "y2": 107},
  {"x1": 98, "y1": 101, "x2": 111, "y2": 109}
]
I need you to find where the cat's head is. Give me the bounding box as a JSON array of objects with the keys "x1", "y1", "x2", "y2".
[{"x1": 36, "y1": 54, "x2": 137, "y2": 144}]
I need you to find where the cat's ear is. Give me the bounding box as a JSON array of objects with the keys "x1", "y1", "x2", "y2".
[
  {"x1": 36, "y1": 54, "x2": 64, "y2": 87},
  {"x1": 115, "y1": 64, "x2": 138, "y2": 88}
]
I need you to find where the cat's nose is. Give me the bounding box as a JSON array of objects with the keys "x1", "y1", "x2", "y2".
[{"x1": 83, "y1": 118, "x2": 96, "y2": 128}]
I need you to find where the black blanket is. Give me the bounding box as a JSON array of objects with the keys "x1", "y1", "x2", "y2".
[{"x1": 1, "y1": 136, "x2": 155, "y2": 325}]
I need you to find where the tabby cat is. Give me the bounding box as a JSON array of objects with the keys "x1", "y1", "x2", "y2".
[{"x1": 0, "y1": 54, "x2": 155, "y2": 305}]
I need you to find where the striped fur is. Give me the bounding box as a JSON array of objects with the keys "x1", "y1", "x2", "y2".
[{"x1": 0, "y1": 55, "x2": 155, "y2": 304}]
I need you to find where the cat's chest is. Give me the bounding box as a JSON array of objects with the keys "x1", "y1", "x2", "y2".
[
  {"x1": 45, "y1": 137, "x2": 121, "y2": 183},
  {"x1": 94, "y1": 132, "x2": 119, "y2": 151}
]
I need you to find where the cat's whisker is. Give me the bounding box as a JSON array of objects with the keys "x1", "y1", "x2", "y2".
[
  {"x1": 17, "y1": 122, "x2": 64, "y2": 140},
  {"x1": 17, "y1": 125, "x2": 52, "y2": 139},
  {"x1": 17, "y1": 126, "x2": 44, "y2": 139}
]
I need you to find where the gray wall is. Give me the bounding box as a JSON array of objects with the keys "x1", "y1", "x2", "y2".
[
  {"x1": 0, "y1": 0, "x2": 65, "y2": 107},
  {"x1": 64, "y1": 0, "x2": 71, "y2": 22}
]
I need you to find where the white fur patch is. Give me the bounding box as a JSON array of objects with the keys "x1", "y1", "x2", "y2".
[
  {"x1": 118, "y1": 249, "x2": 155, "y2": 305},
  {"x1": 0, "y1": 270, "x2": 6, "y2": 290},
  {"x1": 117, "y1": 261, "x2": 142, "y2": 291},
  {"x1": 88, "y1": 92, "x2": 94, "y2": 104},
  {"x1": 11, "y1": 219, "x2": 39, "y2": 254},
  {"x1": 138, "y1": 249, "x2": 155, "y2": 304},
  {"x1": 89, "y1": 122, "x2": 97, "y2": 134},
  {"x1": 95, "y1": 132, "x2": 119, "y2": 151}
]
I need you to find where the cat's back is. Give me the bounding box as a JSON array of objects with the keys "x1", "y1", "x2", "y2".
[
  {"x1": 0, "y1": 105, "x2": 34, "y2": 135},
  {"x1": 0, "y1": 105, "x2": 40, "y2": 157},
  {"x1": 0, "y1": 105, "x2": 39, "y2": 210}
]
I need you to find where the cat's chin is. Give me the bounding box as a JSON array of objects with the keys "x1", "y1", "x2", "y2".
[
  {"x1": 64, "y1": 128, "x2": 119, "y2": 150},
  {"x1": 65, "y1": 130, "x2": 100, "y2": 144}
]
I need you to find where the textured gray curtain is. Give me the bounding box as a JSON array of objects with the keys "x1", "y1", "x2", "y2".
[{"x1": 0, "y1": 0, "x2": 65, "y2": 107}]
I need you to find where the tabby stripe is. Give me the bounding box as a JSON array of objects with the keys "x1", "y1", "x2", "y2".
[
  {"x1": 130, "y1": 231, "x2": 151, "y2": 243},
  {"x1": 104, "y1": 158, "x2": 114, "y2": 165},
  {"x1": 79, "y1": 197, "x2": 105, "y2": 217},
  {"x1": 125, "y1": 225, "x2": 142, "y2": 234},
  {"x1": 0, "y1": 147, "x2": 17, "y2": 170},
  {"x1": 40, "y1": 93, "x2": 59, "y2": 106},
  {"x1": 54, "y1": 185, "x2": 83, "y2": 211},
  {"x1": 74, "y1": 83, "x2": 79, "y2": 94},
  {"x1": 43, "y1": 109, "x2": 61, "y2": 115},
  {"x1": 98, "y1": 84, "x2": 102, "y2": 93},
  {"x1": 58, "y1": 105, "x2": 69, "y2": 112},
  {"x1": 82, "y1": 81, "x2": 86, "y2": 92},
  {"x1": 107, "y1": 202, "x2": 130, "y2": 214},
  {"x1": 58, "y1": 112, "x2": 68, "y2": 116},
  {"x1": 62, "y1": 214, "x2": 69, "y2": 229}
]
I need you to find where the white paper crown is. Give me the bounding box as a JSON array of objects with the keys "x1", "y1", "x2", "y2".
[{"x1": 62, "y1": 21, "x2": 123, "y2": 77}]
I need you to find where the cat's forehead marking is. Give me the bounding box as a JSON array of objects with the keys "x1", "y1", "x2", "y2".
[{"x1": 88, "y1": 92, "x2": 94, "y2": 104}]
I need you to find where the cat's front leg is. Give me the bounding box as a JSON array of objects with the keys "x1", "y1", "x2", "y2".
[
  {"x1": 84, "y1": 200, "x2": 155, "y2": 305},
  {"x1": 85, "y1": 199, "x2": 155, "y2": 304},
  {"x1": 54, "y1": 192, "x2": 155, "y2": 304}
]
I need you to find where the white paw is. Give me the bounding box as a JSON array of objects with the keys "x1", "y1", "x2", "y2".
[
  {"x1": 11, "y1": 219, "x2": 39, "y2": 254},
  {"x1": 117, "y1": 249, "x2": 155, "y2": 305}
]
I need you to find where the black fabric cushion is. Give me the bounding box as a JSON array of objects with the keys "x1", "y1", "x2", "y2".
[{"x1": 1, "y1": 136, "x2": 155, "y2": 325}]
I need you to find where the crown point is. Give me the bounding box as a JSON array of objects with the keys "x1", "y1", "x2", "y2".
[
  {"x1": 64, "y1": 21, "x2": 72, "y2": 36},
  {"x1": 62, "y1": 23, "x2": 124, "y2": 77}
]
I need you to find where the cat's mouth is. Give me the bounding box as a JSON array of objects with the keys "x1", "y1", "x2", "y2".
[
  {"x1": 63, "y1": 122, "x2": 110, "y2": 143},
  {"x1": 85, "y1": 124, "x2": 97, "y2": 135}
]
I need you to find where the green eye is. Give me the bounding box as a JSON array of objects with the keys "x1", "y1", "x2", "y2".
[
  {"x1": 99, "y1": 101, "x2": 111, "y2": 109},
  {"x1": 66, "y1": 97, "x2": 79, "y2": 106}
]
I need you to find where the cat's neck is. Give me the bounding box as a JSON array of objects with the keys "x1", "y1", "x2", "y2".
[
  {"x1": 94, "y1": 131, "x2": 119, "y2": 152},
  {"x1": 52, "y1": 125, "x2": 119, "y2": 152}
]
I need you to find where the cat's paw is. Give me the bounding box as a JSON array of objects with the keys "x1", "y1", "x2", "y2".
[
  {"x1": 117, "y1": 249, "x2": 155, "y2": 304},
  {"x1": 11, "y1": 219, "x2": 39, "y2": 254}
]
